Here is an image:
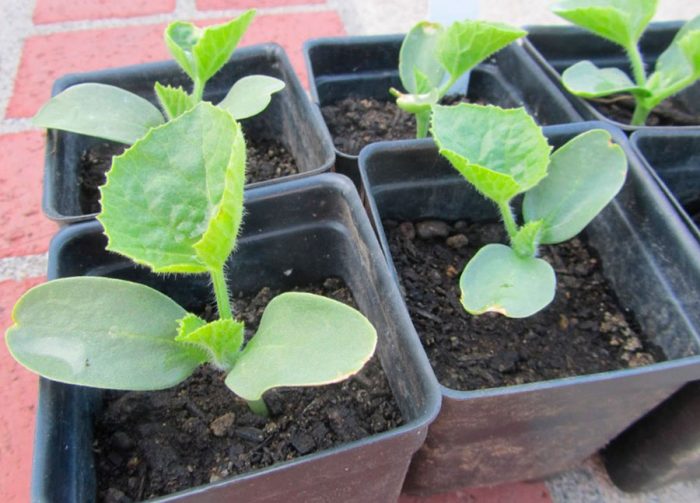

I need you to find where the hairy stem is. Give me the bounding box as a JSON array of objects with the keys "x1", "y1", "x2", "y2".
[
  {"x1": 248, "y1": 398, "x2": 270, "y2": 417},
  {"x1": 631, "y1": 102, "x2": 652, "y2": 126},
  {"x1": 211, "y1": 268, "x2": 233, "y2": 320},
  {"x1": 416, "y1": 112, "x2": 430, "y2": 138},
  {"x1": 498, "y1": 201, "x2": 519, "y2": 242},
  {"x1": 626, "y1": 44, "x2": 647, "y2": 87}
]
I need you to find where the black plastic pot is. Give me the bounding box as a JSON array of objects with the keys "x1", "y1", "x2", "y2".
[
  {"x1": 42, "y1": 43, "x2": 335, "y2": 225},
  {"x1": 358, "y1": 122, "x2": 700, "y2": 494},
  {"x1": 523, "y1": 22, "x2": 700, "y2": 132},
  {"x1": 303, "y1": 34, "x2": 581, "y2": 187},
  {"x1": 32, "y1": 174, "x2": 441, "y2": 502}
]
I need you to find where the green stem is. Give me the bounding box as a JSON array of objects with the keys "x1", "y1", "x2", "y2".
[
  {"x1": 626, "y1": 45, "x2": 647, "y2": 87},
  {"x1": 416, "y1": 112, "x2": 430, "y2": 139},
  {"x1": 211, "y1": 268, "x2": 233, "y2": 320},
  {"x1": 498, "y1": 201, "x2": 519, "y2": 242},
  {"x1": 248, "y1": 398, "x2": 269, "y2": 417},
  {"x1": 631, "y1": 103, "x2": 652, "y2": 126},
  {"x1": 192, "y1": 78, "x2": 204, "y2": 103}
]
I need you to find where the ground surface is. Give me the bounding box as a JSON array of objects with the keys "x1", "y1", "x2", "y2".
[{"x1": 0, "y1": 1, "x2": 699, "y2": 502}]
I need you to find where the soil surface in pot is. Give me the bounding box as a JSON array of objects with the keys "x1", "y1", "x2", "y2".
[
  {"x1": 93, "y1": 278, "x2": 401, "y2": 502},
  {"x1": 78, "y1": 136, "x2": 298, "y2": 214},
  {"x1": 321, "y1": 95, "x2": 480, "y2": 156},
  {"x1": 385, "y1": 219, "x2": 666, "y2": 391},
  {"x1": 589, "y1": 94, "x2": 700, "y2": 127}
]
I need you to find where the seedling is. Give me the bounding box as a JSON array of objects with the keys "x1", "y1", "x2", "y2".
[
  {"x1": 551, "y1": 1, "x2": 700, "y2": 125},
  {"x1": 6, "y1": 103, "x2": 377, "y2": 416},
  {"x1": 33, "y1": 10, "x2": 285, "y2": 144},
  {"x1": 390, "y1": 19, "x2": 525, "y2": 138},
  {"x1": 431, "y1": 103, "x2": 627, "y2": 317}
]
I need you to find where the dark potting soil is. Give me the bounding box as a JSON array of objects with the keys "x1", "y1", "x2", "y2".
[
  {"x1": 590, "y1": 94, "x2": 700, "y2": 127},
  {"x1": 321, "y1": 95, "x2": 479, "y2": 156},
  {"x1": 78, "y1": 137, "x2": 297, "y2": 214},
  {"x1": 385, "y1": 219, "x2": 666, "y2": 391},
  {"x1": 93, "y1": 279, "x2": 401, "y2": 503}
]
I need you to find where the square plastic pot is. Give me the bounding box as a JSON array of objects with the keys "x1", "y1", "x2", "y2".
[
  {"x1": 303, "y1": 34, "x2": 581, "y2": 187},
  {"x1": 42, "y1": 43, "x2": 335, "y2": 225},
  {"x1": 523, "y1": 22, "x2": 700, "y2": 132},
  {"x1": 31, "y1": 174, "x2": 441, "y2": 502},
  {"x1": 358, "y1": 122, "x2": 700, "y2": 494}
]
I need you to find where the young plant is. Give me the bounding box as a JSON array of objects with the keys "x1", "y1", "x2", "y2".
[
  {"x1": 33, "y1": 10, "x2": 285, "y2": 144},
  {"x1": 551, "y1": 1, "x2": 700, "y2": 125},
  {"x1": 6, "y1": 103, "x2": 376, "y2": 416},
  {"x1": 390, "y1": 19, "x2": 525, "y2": 138},
  {"x1": 431, "y1": 103, "x2": 627, "y2": 317}
]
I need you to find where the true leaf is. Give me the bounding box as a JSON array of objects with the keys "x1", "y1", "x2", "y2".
[
  {"x1": 175, "y1": 318, "x2": 245, "y2": 370},
  {"x1": 460, "y1": 244, "x2": 555, "y2": 318},
  {"x1": 562, "y1": 60, "x2": 651, "y2": 98},
  {"x1": 154, "y1": 83, "x2": 195, "y2": 120},
  {"x1": 5, "y1": 277, "x2": 206, "y2": 390},
  {"x1": 431, "y1": 104, "x2": 551, "y2": 204},
  {"x1": 523, "y1": 129, "x2": 627, "y2": 244},
  {"x1": 436, "y1": 20, "x2": 526, "y2": 80},
  {"x1": 33, "y1": 83, "x2": 165, "y2": 144},
  {"x1": 399, "y1": 21, "x2": 446, "y2": 94},
  {"x1": 99, "y1": 102, "x2": 245, "y2": 273},
  {"x1": 511, "y1": 220, "x2": 544, "y2": 258},
  {"x1": 647, "y1": 17, "x2": 700, "y2": 100},
  {"x1": 225, "y1": 292, "x2": 377, "y2": 401},
  {"x1": 218, "y1": 75, "x2": 286, "y2": 120},
  {"x1": 551, "y1": 0, "x2": 657, "y2": 48}
]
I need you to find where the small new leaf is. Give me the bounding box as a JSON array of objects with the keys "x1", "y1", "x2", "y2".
[
  {"x1": 6, "y1": 277, "x2": 206, "y2": 390},
  {"x1": 512, "y1": 220, "x2": 544, "y2": 258},
  {"x1": 175, "y1": 318, "x2": 245, "y2": 371},
  {"x1": 460, "y1": 244, "x2": 555, "y2": 318},
  {"x1": 225, "y1": 293, "x2": 377, "y2": 401},
  {"x1": 33, "y1": 83, "x2": 165, "y2": 144},
  {"x1": 218, "y1": 75, "x2": 286, "y2": 120},
  {"x1": 154, "y1": 83, "x2": 195, "y2": 120}
]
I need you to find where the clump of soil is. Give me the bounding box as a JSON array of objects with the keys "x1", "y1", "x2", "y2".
[
  {"x1": 589, "y1": 94, "x2": 700, "y2": 127},
  {"x1": 93, "y1": 279, "x2": 401, "y2": 502},
  {"x1": 385, "y1": 219, "x2": 666, "y2": 391},
  {"x1": 321, "y1": 95, "x2": 478, "y2": 156},
  {"x1": 78, "y1": 137, "x2": 297, "y2": 215}
]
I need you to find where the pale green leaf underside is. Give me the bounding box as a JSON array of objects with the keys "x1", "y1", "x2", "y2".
[
  {"x1": 218, "y1": 75, "x2": 286, "y2": 120},
  {"x1": 176, "y1": 318, "x2": 244, "y2": 370},
  {"x1": 562, "y1": 61, "x2": 651, "y2": 98},
  {"x1": 399, "y1": 21, "x2": 446, "y2": 94},
  {"x1": 523, "y1": 129, "x2": 627, "y2": 244},
  {"x1": 6, "y1": 277, "x2": 205, "y2": 390},
  {"x1": 460, "y1": 244, "x2": 555, "y2": 318},
  {"x1": 551, "y1": 0, "x2": 657, "y2": 48},
  {"x1": 33, "y1": 83, "x2": 165, "y2": 144},
  {"x1": 432, "y1": 104, "x2": 551, "y2": 203},
  {"x1": 154, "y1": 82, "x2": 195, "y2": 120},
  {"x1": 437, "y1": 20, "x2": 526, "y2": 80},
  {"x1": 226, "y1": 292, "x2": 377, "y2": 401},
  {"x1": 99, "y1": 102, "x2": 244, "y2": 273}
]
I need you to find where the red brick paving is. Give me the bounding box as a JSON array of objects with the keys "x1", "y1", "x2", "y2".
[
  {"x1": 0, "y1": 277, "x2": 45, "y2": 503},
  {"x1": 0, "y1": 132, "x2": 57, "y2": 258},
  {"x1": 398, "y1": 482, "x2": 552, "y2": 502},
  {"x1": 198, "y1": 0, "x2": 325, "y2": 9},
  {"x1": 33, "y1": 0, "x2": 176, "y2": 24}
]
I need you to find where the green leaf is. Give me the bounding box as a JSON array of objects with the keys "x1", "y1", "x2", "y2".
[
  {"x1": 33, "y1": 83, "x2": 165, "y2": 144},
  {"x1": 165, "y1": 10, "x2": 255, "y2": 85},
  {"x1": 437, "y1": 20, "x2": 526, "y2": 81},
  {"x1": 5, "y1": 277, "x2": 206, "y2": 390},
  {"x1": 562, "y1": 60, "x2": 651, "y2": 98},
  {"x1": 176, "y1": 318, "x2": 244, "y2": 371},
  {"x1": 551, "y1": 0, "x2": 657, "y2": 48},
  {"x1": 225, "y1": 292, "x2": 377, "y2": 401},
  {"x1": 154, "y1": 82, "x2": 195, "y2": 120},
  {"x1": 431, "y1": 104, "x2": 551, "y2": 204},
  {"x1": 99, "y1": 102, "x2": 246, "y2": 273},
  {"x1": 218, "y1": 75, "x2": 286, "y2": 120},
  {"x1": 399, "y1": 21, "x2": 447, "y2": 94},
  {"x1": 460, "y1": 244, "x2": 555, "y2": 318},
  {"x1": 512, "y1": 220, "x2": 544, "y2": 258},
  {"x1": 523, "y1": 129, "x2": 627, "y2": 244}
]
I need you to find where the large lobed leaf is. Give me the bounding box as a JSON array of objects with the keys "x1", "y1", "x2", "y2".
[
  {"x1": 99, "y1": 102, "x2": 246, "y2": 273},
  {"x1": 33, "y1": 83, "x2": 165, "y2": 144},
  {"x1": 5, "y1": 277, "x2": 205, "y2": 390},
  {"x1": 225, "y1": 292, "x2": 377, "y2": 401},
  {"x1": 523, "y1": 129, "x2": 627, "y2": 244},
  {"x1": 432, "y1": 104, "x2": 551, "y2": 204},
  {"x1": 551, "y1": 0, "x2": 657, "y2": 48},
  {"x1": 436, "y1": 20, "x2": 526, "y2": 81}
]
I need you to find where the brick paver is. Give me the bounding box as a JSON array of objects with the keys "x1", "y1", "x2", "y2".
[
  {"x1": 33, "y1": 0, "x2": 176, "y2": 24},
  {"x1": 198, "y1": 0, "x2": 325, "y2": 9},
  {"x1": 0, "y1": 277, "x2": 45, "y2": 503}
]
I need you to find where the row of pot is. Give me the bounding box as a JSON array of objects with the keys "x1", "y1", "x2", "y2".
[{"x1": 32, "y1": 21, "x2": 700, "y2": 502}]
